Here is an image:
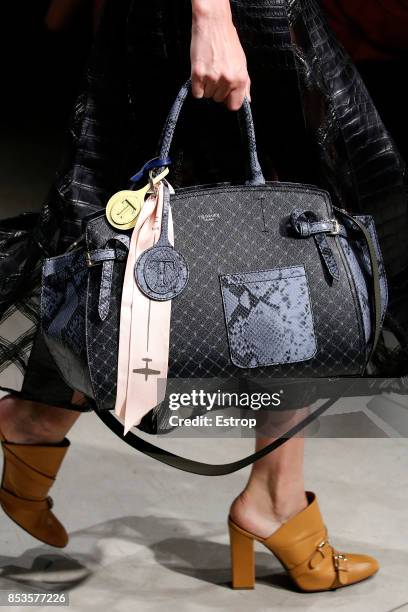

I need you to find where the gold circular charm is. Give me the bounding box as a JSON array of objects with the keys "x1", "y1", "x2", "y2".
[{"x1": 106, "y1": 190, "x2": 144, "y2": 230}]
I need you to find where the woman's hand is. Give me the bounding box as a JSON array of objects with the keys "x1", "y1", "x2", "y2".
[{"x1": 190, "y1": 0, "x2": 250, "y2": 111}]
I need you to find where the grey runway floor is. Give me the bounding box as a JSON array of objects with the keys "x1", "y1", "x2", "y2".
[{"x1": 0, "y1": 411, "x2": 407, "y2": 612}]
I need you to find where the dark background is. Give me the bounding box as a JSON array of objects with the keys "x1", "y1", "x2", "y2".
[
  {"x1": 0, "y1": 2, "x2": 93, "y2": 215},
  {"x1": 0, "y1": 1, "x2": 407, "y2": 217}
]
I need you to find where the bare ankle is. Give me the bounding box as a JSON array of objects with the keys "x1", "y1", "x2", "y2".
[
  {"x1": 229, "y1": 489, "x2": 280, "y2": 538},
  {"x1": 263, "y1": 486, "x2": 309, "y2": 523},
  {"x1": 229, "y1": 485, "x2": 308, "y2": 538},
  {"x1": 0, "y1": 396, "x2": 66, "y2": 444}
]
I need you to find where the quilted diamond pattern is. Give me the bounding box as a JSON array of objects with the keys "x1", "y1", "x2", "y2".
[
  {"x1": 167, "y1": 183, "x2": 365, "y2": 381},
  {"x1": 55, "y1": 181, "x2": 370, "y2": 414}
]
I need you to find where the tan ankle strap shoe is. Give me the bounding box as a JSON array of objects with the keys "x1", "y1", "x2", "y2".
[
  {"x1": 228, "y1": 491, "x2": 379, "y2": 592},
  {"x1": 0, "y1": 428, "x2": 70, "y2": 548}
]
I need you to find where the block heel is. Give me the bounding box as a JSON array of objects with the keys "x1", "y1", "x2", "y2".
[
  {"x1": 228, "y1": 492, "x2": 379, "y2": 592},
  {"x1": 229, "y1": 517, "x2": 255, "y2": 589}
]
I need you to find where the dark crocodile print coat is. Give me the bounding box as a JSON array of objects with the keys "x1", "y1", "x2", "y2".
[{"x1": 1, "y1": 0, "x2": 407, "y2": 409}]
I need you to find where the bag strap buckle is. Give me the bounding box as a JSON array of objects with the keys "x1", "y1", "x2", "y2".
[{"x1": 328, "y1": 219, "x2": 340, "y2": 236}]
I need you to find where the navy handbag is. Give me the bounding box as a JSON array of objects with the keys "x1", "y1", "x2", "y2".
[{"x1": 40, "y1": 80, "x2": 388, "y2": 474}]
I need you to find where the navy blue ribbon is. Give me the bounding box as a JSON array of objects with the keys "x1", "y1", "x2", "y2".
[{"x1": 130, "y1": 157, "x2": 172, "y2": 183}]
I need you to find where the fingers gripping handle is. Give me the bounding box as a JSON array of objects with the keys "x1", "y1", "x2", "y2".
[{"x1": 157, "y1": 78, "x2": 265, "y2": 186}]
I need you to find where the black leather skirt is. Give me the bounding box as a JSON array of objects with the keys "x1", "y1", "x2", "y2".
[{"x1": 0, "y1": 0, "x2": 406, "y2": 411}]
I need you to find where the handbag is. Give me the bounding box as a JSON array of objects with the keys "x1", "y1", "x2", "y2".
[{"x1": 40, "y1": 79, "x2": 388, "y2": 473}]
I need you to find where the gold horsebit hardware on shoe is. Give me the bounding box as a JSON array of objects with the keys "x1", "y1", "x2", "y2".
[
  {"x1": 312, "y1": 539, "x2": 348, "y2": 577},
  {"x1": 333, "y1": 553, "x2": 348, "y2": 569}
]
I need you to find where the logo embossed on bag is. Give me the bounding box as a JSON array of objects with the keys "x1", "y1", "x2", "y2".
[
  {"x1": 198, "y1": 212, "x2": 220, "y2": 223},
  {"x1": 135, "y1": 245, "x2": 189, "y2": 301}
]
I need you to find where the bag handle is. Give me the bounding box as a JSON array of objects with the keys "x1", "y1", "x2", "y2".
[{"x1": 156, "y1": 78, "x2": 266, "y2": 186}]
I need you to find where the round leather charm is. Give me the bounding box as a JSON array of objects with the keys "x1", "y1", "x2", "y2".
[
  {"x1": 106, "y1": 190, "x2": 143, "y2": 229},
  {"x1": 135, "y1": 245, "x2": 189, "y2": 301}
]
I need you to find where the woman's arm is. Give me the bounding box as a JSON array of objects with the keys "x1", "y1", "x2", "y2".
[{"x1": 190, "y1": 0, "x2": 250, "y2": 111}]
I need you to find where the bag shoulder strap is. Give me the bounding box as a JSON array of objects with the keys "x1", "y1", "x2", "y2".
[
  {"x1": 95, "y1": 394, "x2": 342, "y2": 476},
  {"x1": 334, "y1": 207, "x2": 383, "y2": 363}
]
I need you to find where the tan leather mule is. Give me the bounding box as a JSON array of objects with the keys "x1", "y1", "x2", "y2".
[
  {"x1": 0, "y1": 428, "x2": 70, "y2": 547},
  {"x1": 229, "y1": 491, "x2": 379, "y2": 591}
]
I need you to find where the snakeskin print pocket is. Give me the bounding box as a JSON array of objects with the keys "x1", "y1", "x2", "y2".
[{"x1": 219, "y1": 266, "x2": 317, "y2": 368}]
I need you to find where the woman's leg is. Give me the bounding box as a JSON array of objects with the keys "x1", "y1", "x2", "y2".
[
  {"x1": 229, "y1": 409, "x2": 309, "y2": 538},
  {"x1": 0, "y1": 392, "x2": 82, "y2": 547},
  {"x1": 229, "y1": 407, "x2": 380, "y2": 590},
  {"x1": 0, "y1": 392, "x2": 83, "y2": 444}
]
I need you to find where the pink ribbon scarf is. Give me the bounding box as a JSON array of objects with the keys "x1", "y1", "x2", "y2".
[{"x1": 114, "y1": 181, "x2": 174, "y2": 434}]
